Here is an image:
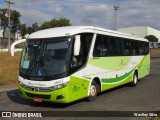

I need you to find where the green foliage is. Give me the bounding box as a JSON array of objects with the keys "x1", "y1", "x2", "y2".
[
  {"x1": 145, "y1": 35, "x2": 159, "y2": 42},
  {"x1": 0, "y1": 9, "x2": 21, "y2": 38},
  {"x1": 40, "y1": 21, "x2": 51, "y2": 30},
  {"x1": 20, "y1": 18, "x2": 71, "y2": 36},
  {"x1": 0, "y1": 9, "x2": 8, "y2": 37},
  {"x1": 40, "y1": 17, "x2": 71, "y2": 30},
  {"x1": 18, "y1": 24, "x2": 27, "y2": 36},
  {"x1": 31, "y1": 22, "x2": 39, "y2": 32},
  {"x1": 10, "y1": 10, "x2": 21, "y2": 38}
]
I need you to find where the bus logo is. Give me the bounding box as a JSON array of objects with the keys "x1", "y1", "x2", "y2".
[{"x1": 32, "y1": 87, "x2": 40, "y2": 91}]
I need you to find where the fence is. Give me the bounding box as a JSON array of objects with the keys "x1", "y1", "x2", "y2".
[
  {"x1": 0, "y1": 38, "x2": 24, "y2": 52},
  {"x1": 149, "y1": 42, "x2": 160, "y2": 48},
  {"x1": 0, "y1": 48, "x2": 22, "y2": 52},
  {"x1": 0, "y1": 38, "x2": 9, "y2": 49}
]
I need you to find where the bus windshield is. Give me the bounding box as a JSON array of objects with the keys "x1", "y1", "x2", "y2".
[{"x1": 20, "y1": 37, "x2": 70, "y2": 80}]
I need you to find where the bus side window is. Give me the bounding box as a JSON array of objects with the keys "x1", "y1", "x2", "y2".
[
  {"x1": 102, "y1": 35, "x2": 110, "y2": 56},
  {"x1": 145, "y1": 42, "x2": 149, "y2": 54},
  {"x1": 132, "y1": 41, "x2": 136, "y2": 55},
  {"x1": 93, "y1": 35, "x2": 103, "y2": 56},
  {"x1": 71, "y1": 33, "x2": 93, "y2": 68},
  {"x1": 124, "y1": 39, "x2": 132, "y2": 55},
  {"x1": 79, "y1": 33, "x2": 92, "y2": 65},
  {"x1": 110, "y1": 37, "x2": 116, "y2": 56},
  {"x1": 119, "y1": 38, "x2": 125, "y2": 55},
  {"x1": 139, "y1": 42, "x2": 145, "y2": 55}
]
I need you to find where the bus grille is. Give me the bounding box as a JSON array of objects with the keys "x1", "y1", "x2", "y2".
[
  {"x1": 21, "y1": 84, "x2": 55, "y2": 92},
  {"x1": 25, "y1": 92, "x2": 51, "y2": 99}
]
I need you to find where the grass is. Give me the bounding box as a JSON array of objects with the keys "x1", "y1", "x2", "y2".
[
  {"x1": 153, "y1": 113, "x2": 160, "y2": 120},
  {"x1": 0, "y1": 52, "x2": 21, "y2": 85},
  {"x1": 150, "y1": 48, "x2": 160, "y2": 54}
]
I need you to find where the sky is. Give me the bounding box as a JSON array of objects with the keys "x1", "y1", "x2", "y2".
[{"x1": 0, "y1": 0, "x2": 160, "y2": 31}]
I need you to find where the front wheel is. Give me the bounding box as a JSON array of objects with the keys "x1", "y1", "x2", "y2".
[
  {"x1": 87, "y1": 81, "x2": 98, "y2": 102},
  {"x1": 130, "y1": 72, "x2": 138, "y2": 87}
]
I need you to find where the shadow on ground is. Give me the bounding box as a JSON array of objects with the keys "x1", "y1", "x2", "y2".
[{"x1": 6, "y1": 83, "x2": 133, "y2": 109}]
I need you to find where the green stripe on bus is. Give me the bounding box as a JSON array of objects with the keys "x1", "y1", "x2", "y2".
[{"x1": 102, "y1": 68, "x2": 134, "y2": 83}]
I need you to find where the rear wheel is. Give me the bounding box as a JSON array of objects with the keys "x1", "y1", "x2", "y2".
[
  {"x1": 87, "y1": 81, "x2": 98, "y2": 102},
  {"x1": 130, "y1": 72, "x2": 138, "y2": 86}
]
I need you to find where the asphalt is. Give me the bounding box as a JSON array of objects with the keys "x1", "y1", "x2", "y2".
[
  {"x1": 0, "y1": 84, "x2": 17, "y2": 93},
  {"x1": 0, "y1": 53, "x2": 160, "y2": 120}
]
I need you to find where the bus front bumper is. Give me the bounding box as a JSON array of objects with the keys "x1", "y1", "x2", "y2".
[{"x1": 18, "y1": 84, "x2": 71, "y2": 103}]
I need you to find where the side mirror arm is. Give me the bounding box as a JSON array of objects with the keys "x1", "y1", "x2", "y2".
[{"x1": 10, "y1": 39, "x2": 26, "y2": 56}]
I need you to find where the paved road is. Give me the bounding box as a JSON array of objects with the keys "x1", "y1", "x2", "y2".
[{"x1": 0, "y1": 54, "x2": 160, "y2": 120}]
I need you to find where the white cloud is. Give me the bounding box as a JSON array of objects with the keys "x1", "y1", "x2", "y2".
[{"x1": 117, "y1": 0, "x2": 160, "y2": 29}]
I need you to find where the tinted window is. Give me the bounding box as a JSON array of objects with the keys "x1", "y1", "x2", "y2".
[
  {"x1": 102, "y1": 35, "x2": 110, "y2": 56},
  {"x1": 93, "y1": 35, "x2": 103, "y2": 56},
  {"x1": 124, "y1": 39, "x2": 132, "y2": 55},
  {"x1": 144, "y1": 42, "x2": 149, "y2": 54},
  {"x1": 132, "y1": 41, "x2": 139, "y2": 55},
  {"x1": 93, "y1": 34, "x2": 149, "y2": 57},
  {"x1": 93, "y1": 35, "x2": 110, "y2": 57}
]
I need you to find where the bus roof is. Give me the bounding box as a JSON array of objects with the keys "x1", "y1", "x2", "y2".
[{"x1": 28, "y1": 26, "x2": 148, "y2": 42}]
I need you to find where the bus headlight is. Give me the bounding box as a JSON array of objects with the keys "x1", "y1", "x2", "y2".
[
  {"x1": 54, "y1": 82, "x2": 69, "y2": 90},
  {"x1": 18, "y1": 81, "x2": 25, "y2": 87}
]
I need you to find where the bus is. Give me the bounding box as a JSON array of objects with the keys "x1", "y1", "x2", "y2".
[{"x1": 13, "y1": 26, "x2": 150, "y2": 103}]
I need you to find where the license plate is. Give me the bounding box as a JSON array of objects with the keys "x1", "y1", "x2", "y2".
[{"x1": 33, "y1": 98, "x2": 42, "y2": 102}]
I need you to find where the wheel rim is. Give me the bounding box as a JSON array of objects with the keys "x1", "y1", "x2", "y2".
[
  {"x1": 89, "y1": 85, "x2": 96, "y2": 96},
  {"x1": 134, "y1": 75, "x2": 137, "y2": 84}
]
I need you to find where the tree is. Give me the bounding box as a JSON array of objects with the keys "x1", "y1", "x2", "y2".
[
  {"x1": 18, "y1": 23, "x2": 27, "y2": 37},
  {"x1": 145, "y1": 35, "x2": 159, "y2": 42},
  {"x1": 0, "y1": 9, "x2": 21, "y2": 38},
  {"x1": 58, "y1": 17, "x2": 71, "y2": 27},
  {"x1": 31, "y1": 22, "x2": 39, "y2": 32},
  {"x1": 10, "y1": 10, "x2": 21, "y2": 38},
  {"x1": 0, "y1": 9, "x2": 8, "y2": 37},
  {"x1": 40, "y1": 17, "x2": 71, "y2": 30},
  {"x1": 27, "y1": 26, "x2": 34, "y2": 34}
]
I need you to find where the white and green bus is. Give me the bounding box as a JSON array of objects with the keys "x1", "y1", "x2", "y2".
[{"x1": 14, "y1": 26, "x2": 150, "y2": 103}]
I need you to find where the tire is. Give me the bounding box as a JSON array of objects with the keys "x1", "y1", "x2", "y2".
[
  {"x1": 87, "y1": 81, "x2": 98, "y2": 102},
  {"x1": 130, "y1": 72, "x2": 138, "y2": 87}
]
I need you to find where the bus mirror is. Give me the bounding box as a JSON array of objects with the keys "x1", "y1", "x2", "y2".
[
  {"x1": 74, "y1": 35, "x2": 81, "y2": 56},
  {"x1": 11, "y1": 39, "x2": 26, "y2": 56}
]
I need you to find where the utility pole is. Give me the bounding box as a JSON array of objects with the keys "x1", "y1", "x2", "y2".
[
  {"x1": 0, "y1": 17, "x2": 1, "y2": 52},
  {"x1": 4, "y1": 0, "x2": 14, "y2": 50},
  {"x1": 114, "y1": 5, "x2": 119, "y2": 31}
]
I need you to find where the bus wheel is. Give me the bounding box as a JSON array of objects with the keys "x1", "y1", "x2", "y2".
[
  {"x1": 130, "y1": 72, "x2": 138, "y2": 87},
  {"x1": 87, "y1": 81, "x2": 98, "y2": 102}
]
